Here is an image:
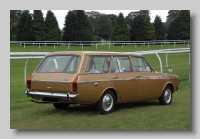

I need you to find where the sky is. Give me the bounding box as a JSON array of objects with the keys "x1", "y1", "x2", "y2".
[{"x1": 30, "y1": 10, "x2": 169, "y2": 30}]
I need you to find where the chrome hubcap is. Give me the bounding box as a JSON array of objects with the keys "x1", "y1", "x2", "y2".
[
  {"x1": 164, "y1": 89, "x2": 171, "y2": 103},
  {"x1": 102, "y1": 94, "x2": 113, "y2": 111}
]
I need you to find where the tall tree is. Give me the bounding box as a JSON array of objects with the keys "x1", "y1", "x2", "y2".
[
  {"x1": 125, "y1": 11, "x2": 140, "y2": 27},
  {"x1": 153, "y1": 15, "x2": 165, "y2": 40},
  {"x1": 108, "y1": 14, "x2": 117, "y2": 28},
  {"x1": 17, "y1": 10, "x2": 34, "y2": 41},
  {"x1": 139, "y1": 10, "x2": 150, "y2": 17},
  {"x1": 95, "y1": 14, "x2": 112, "y2": 40},
  {"x1": 10, "y1": 10, "x2": 22, "y2": 41},
  {"x1": 86, "y1": 11, "x2": 101, "y2": 35},
  {"x1": 76, "y1": 10, "x2": 93, "y2": 41},
  {"x1": 179, "y1": 10, "x2": 190, "y2": 40},
  {"x1": 167, "y1": 16, "x2": 181, "y2": 40},
  {"x1": 111, "y1": 13, "x2": 130, "y2": 42},
  {"x1": 62, "y1": 10, "x2": 78, "y2": 41},
  {"x1": 32, "y1": 10, "x2": 45, "y2": 41},
  {"x1": 45, "y1": 10, "x2": 61, "y2": 41},
  {"x1": 144, "y1": 16, "x2": 156, "y2": 40},
  {"x1": 166, "y1": 10, "x2": 180, "y2": 22},
  {"x1": 130, "y1": 15, "x2": 146, "y2": 41}
]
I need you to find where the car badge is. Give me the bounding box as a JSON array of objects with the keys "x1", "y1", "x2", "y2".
[{"x1": 63, "y1": 78, "x2": 68, "y2": 81}]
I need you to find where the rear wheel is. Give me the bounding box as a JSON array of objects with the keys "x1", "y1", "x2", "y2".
[
  {"x1": 97, "y1": 90, "x2": 115, "y2": 114},
  {"x1": 159, "y1": 86, "x2": 172, "y2": 105},
  {"x1": 53, "y1": 103, "x2": 70, "y2": 109}
]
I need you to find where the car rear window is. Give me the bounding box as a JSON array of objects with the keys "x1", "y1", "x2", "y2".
[{"x1": 36, "y1": 55, "x2": 81, "y2": 73}]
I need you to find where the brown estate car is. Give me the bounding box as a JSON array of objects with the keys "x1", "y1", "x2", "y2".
[{"x1": 25, "y1": 51, "x2": 180, "y2": 114}]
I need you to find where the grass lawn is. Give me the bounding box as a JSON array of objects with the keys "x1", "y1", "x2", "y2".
[{"x1": 10, "y1": 43, "x2": 190, "y2": 130}]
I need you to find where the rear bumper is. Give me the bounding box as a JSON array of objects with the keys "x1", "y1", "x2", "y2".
[{"x1": 25, "y1": 90, "x2": 79, "y2": 101}]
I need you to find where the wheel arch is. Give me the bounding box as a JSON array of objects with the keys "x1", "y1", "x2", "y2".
[
  {"x1": 163, "y1": 83, "x2": 174, "y2": 93},
  {"x1": 99, "y1": 87, "x2": 118, "y2": 102}
]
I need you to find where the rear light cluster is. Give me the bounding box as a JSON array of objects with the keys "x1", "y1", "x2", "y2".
[
  {"x1": 26, "y1": 74, "x2": 33, "y2": 89},
  {"x1": 72, "y1": 76, "x2": 79, "y2": 92}
]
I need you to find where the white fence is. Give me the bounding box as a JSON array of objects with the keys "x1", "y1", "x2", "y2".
[{"x1": 10, "y1": 40, "x2": 190, "y2": 49}]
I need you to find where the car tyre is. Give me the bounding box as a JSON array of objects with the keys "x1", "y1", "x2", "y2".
[
  {"x1": 53, "y1": 103, "x2": 70, "y2": 109},
  {"x1": 97, "y1": 90, "x2": 115, "y2": 114},
  {"x1": 159, "y1": 86, "x2": 172, "y2": 105}
]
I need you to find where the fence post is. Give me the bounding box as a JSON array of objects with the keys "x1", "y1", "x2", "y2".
[
  {"x1": 188, "y1": 42, "x2": 190, "y2": 47},
  {"x1": 54, "y1": 44, "x2": 55, "y2": 49},
  {"x1": 148, "y1": 43, "x2": 149, "y2": 48},
  {"x1": 39, "y1": 43, "x2": 40, "y2": 49},
  {"x1": 109, "y1": 43, "x2": 110, "y2": 49},
  {"x1": 166, "y1": 53, "x2": 168, "y2": 68},
  {"x1": 96, "y1": 44, "x2": 97, "y2": 50},
  {"x1": 45, "y1": 42, "x2": 46, "y2": 46},
  {"x1": 174, "y1": 41, "x2": 175, "y2": 47},
  {"x1": 20, "y1": 42, "x2": 21, "y2": 46},
  {"x1": 24, "y1": 43, "x2": 25, "y2": 49},
  {"x1": 122, "y1": 43, "x2": 123, "y2": 49},
  {"x1": 82, "y1": 44, "x2": 83, "y2": 50},
  {"x1": 68, "y1": 43, "x2": 69, "y2": 49}
]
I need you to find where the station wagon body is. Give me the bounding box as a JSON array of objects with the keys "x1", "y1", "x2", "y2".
[{"x1": 25, "y1": 51, "x2": 180, "y2": 114}]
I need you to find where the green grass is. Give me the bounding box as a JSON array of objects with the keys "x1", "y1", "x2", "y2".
[{"x1": 10, "y1": 43, "x2": 190, "y2": 130}]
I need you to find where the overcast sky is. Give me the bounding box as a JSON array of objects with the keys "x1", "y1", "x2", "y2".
[{"x1": 30, "y1": 10, "x2": 169, "y2": 30}]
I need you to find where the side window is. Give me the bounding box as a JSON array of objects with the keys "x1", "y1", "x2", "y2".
[
  {"x1": 132, "y1": 57, "x2": 152, "y2": 72},
  {"x1": 111, "y1": 56, "x2": 132, "y2": 73},
  {"x1": 86, "y1": 56, "x2": 110, "y2": 74}
]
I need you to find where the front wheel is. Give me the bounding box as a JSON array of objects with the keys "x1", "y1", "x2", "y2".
[
  {"x1": 53, "y1": 103, "x2": 70, "y2": 109},
  {"x1": 97, "y1": 90, "x2": 115, "y2": 114},
  {"x1": 159, "y1": 86, "x2": 172, "y2": 105}
]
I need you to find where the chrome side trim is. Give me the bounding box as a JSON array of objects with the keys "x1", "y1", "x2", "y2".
[{"x1": 25, "y1": 90, "x2": 79, "y2": 99}]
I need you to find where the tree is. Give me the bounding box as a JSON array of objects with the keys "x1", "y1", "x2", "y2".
[
  {"x1": 125, "y1": 11, "x2": 140, "y2": 27},
  {"x1": 111, "y1": 13, "x2": 130, "y2": 42},
  {"x1": 167, "y1": 16, "x2": 181, "y2": 40},
  {"x1": 45, "y1": 10, "x2": 61, "y2": 42},
  {"x1": 95, "y1": 14, "x2": 112, "y2": 40},
  {"x1": 17, "y1": 10, "x2": 34, "y2": 41},
  {"x1": 32, "y1": 10, "x2": 46, "y2": 41},
  {"x1": 108, "y1": 14, "x2": 117, "y2": 27},
  {"x1": 166, "y1": 10, "x2": 180, "y2": 22},
  {"x1": 179, "y1": 10, "x2": 190, "y2": 40},
  {"x1": 139, "y1": 10, "x2": 150, "y2": 17},
  {"x1": 130, "y1": 15, "x2": 146, "y2": 41},
  {"x1": 76, "y1": 10, "x2": 93, "y2": 41},
  {"x1": 86, "y1": 11, "x2": 101, "y2": 35},
  {"x1": 153, "y1": 15, "x2": 165, "y2": 40},
  {"x1": 144, "y1": 16, "x2": 156, "y2": 40},
  {"x1": 10, "y1": 10, "x2": 22, "y2": 41},
  {"x1": 62, "y1": 10, "x2": 78, "y2": 41}
]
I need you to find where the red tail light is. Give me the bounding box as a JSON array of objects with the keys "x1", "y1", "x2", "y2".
[
  {"x1": 72, "y1": 76, "x2": 79, "y2": 92},
  {"x1": 26, "y1": 74, "x2": 32, "y2": 89}
]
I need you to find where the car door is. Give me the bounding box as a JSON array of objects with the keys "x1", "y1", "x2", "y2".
[
  {"x1": 110, "y1": 56, "x2": 138, "y2": 98},
  {"x1": 132, "y1": 56, "x2": 161, "y2": 97},
  {"x1": 77, "y1": 56, "x2": 116, "y2": 103}
]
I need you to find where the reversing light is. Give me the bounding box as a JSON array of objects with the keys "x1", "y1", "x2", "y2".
[
  {"x1": 26, "y1": 74, "x2": 32, "y2": 89},
  {"x1": 72, "y1": 76, "x2": 79, "y2": 92}
]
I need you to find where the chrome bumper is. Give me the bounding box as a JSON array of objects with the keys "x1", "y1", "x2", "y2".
[{"x1": 25, "y1": 90, "x2": 79, "y2": 101}]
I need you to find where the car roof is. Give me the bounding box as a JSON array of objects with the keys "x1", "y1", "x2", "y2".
[{"x1": 46, "y1": 51, "x2": 142, "y2": 57}]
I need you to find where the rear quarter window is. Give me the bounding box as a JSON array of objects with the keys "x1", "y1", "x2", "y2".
[{"x1": 36, "y1": 55, "x2": 81, "y2": 73}]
